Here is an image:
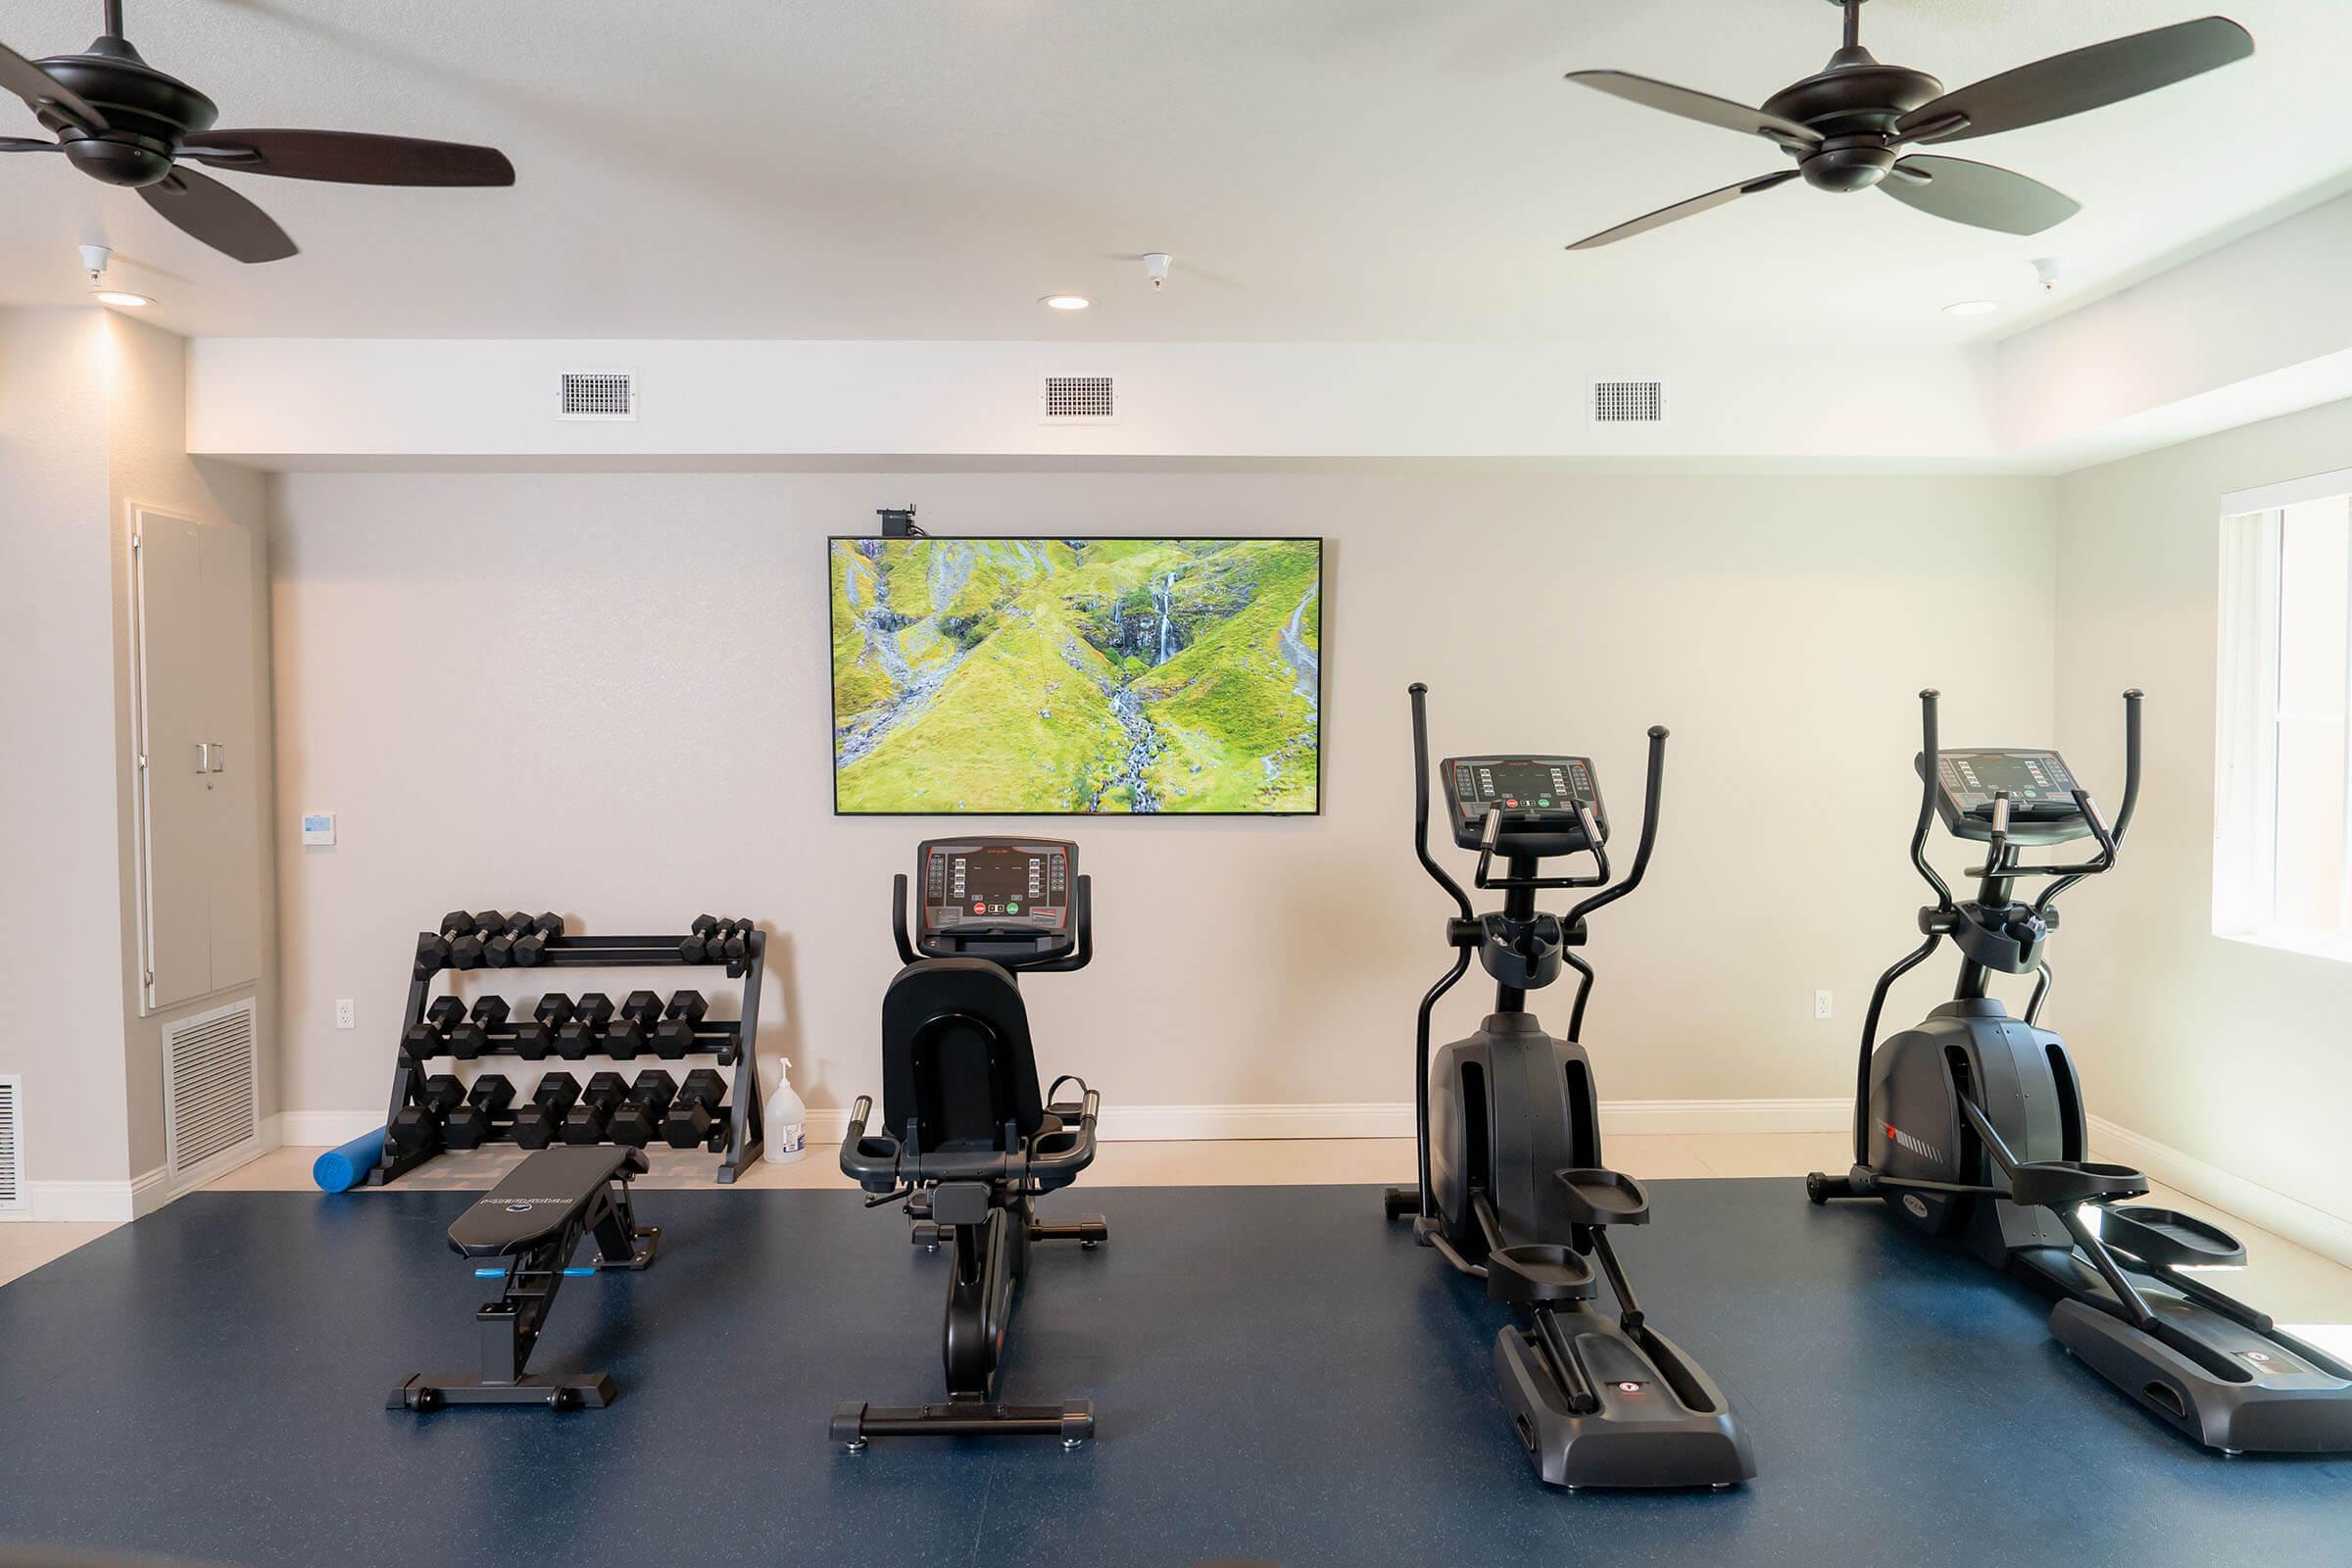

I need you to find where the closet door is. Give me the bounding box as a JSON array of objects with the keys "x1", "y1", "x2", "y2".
[
  {"x1": 133, "y1": 508, "x2": 263, "y2": 1011},
  {"x1": 198, "y1": 519, "x2": 263, "y2": 992},
  {"x1": 135, "y1": 513, "x2": 216, "y2": 1010}
]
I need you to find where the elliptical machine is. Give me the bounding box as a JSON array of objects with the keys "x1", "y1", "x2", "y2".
[
  {"x1": 1385, "y1": 683, "x2": 1754, "y2": 1491},
  {"x1": 1810, "y1": 689, "x2": 2352, "y2": 1454}
]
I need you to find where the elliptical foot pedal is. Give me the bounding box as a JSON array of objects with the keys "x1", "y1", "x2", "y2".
[
  {"x1": 1556, "y1": 1167, "x2": 1650, "y2": 1227},
  {"x1": 1487, "y1": 1243, "x2": 1598, "y2": 1305},
  {"x1": 2100, "y1": 1205, "x2": 2246, "y2": 1270}
]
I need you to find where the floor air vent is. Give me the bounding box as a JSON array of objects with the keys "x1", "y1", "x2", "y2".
[
  {"x1": 559, "y1": 370, "x2": 636, "y2": 420},
  {"x1": 1041, "y1": 374, "x2": 1117, "y2": 423},
  {"x1": 164, "y1": 999, "x2": 259, "y2": 1183},
  {"x1": 1592, "y1": 379, "x2": 1666, "y2": 425},
  {"x1": 0, "y1": 1076, "x2": 20, "y2": 1212}
]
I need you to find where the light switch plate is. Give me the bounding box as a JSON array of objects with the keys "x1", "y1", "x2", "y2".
[{"x1": 301, "y1": 812, "x2": 336, "y2": 847}]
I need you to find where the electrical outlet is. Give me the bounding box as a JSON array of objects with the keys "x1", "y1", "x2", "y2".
[
  {"x1": 1814, "y1": 990, "x2": 1834, "y2": 1020},
  {"x1": 334, "y1": 998, "x2": 356, "y2": 1030}
]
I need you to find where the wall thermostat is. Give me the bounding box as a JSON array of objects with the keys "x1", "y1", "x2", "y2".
[{"x1": 301, "y1": 812, "x2": 336, "y2": 847}]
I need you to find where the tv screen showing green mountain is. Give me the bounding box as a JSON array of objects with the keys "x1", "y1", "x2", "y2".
[{"x1": 830, "y1": 536, "x2": 1322, "y2": 814}]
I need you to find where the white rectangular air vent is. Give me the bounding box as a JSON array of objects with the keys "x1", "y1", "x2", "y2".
[
  {"x1": 1040, "y1": 374, "x2": 1117, "y2": 423},
  {"x1": 0, "y1": 1076, "x2": 20, "y2": 1213},
  {"x1": 1592, "y1": 378, "x2": 1666, "y2": 425},
  {"x1": 163, "y1": 998, "x2": 258, "y2": 1183},
  {"x1": 559, "y1": 369, "x2": 636, "y2": 420}
]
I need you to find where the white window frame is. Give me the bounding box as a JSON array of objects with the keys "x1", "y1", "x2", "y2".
[{"x1": 2215, "y1": 466, "x2": 2352, "y2": 961}]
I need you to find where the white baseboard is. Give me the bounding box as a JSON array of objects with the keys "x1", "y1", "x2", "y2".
[
  {"x1": 21, "y1": 1166, "x2": 171, "y2": 1223},
  {"x1": 2089, "y1": 1115, "x2": 2352, "y2": 1271},
  {"x1": 575, "y1": 1098, "x2": 1846, "y2": 1147},
  {"x1": 272, "y1": 1110, "x2": 382, "y2": 1148}
]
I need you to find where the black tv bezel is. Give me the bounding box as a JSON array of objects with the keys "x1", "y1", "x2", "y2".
[{"x1": 827, "y1": 534, "x2": 1325, "y2": 818}]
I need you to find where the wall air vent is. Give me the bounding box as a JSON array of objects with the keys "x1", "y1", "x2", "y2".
[
  {"x1": 0, "y1": 1075, "x2": 20, "y2": 1212},
  {"x1": 163, "y1": 998, "x2": 259, "y2": 1184},
  {"x1": 1591, "y1": 378, "x2": 1666, "y2": 425},
  {"x1": 559, "y1": 370, "x2": 636, "y2": 420},
  {"x1": 1040, "y1": 374, "x2": 1117, "y2": 423}
]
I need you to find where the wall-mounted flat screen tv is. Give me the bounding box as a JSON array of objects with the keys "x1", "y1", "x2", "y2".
[{"x1": 830, "y1": 536, "x2": 1322, "y2": 815}]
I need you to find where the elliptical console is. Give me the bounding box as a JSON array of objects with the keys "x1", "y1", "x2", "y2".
[{"x1": 1387, "y1": 683, "x2": 1755, "y2": 1492}]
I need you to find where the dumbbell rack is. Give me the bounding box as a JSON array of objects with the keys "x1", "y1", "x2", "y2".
[{"x1": 370, "y1": 928, "x2": 769, "y2": 1187}]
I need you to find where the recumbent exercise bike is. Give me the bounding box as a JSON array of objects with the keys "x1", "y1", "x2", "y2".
[{"x1": 837, "y1": 836, "x2": 1108, "y2": 1448}]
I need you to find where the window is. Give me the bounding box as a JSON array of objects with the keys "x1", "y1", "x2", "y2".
[{"x1": 2215, "y1": 470, "x2": 2352, "y2": 957}]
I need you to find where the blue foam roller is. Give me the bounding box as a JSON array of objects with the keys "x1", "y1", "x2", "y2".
[{"x1": 313, "y1": 1129, "x2": 385, "y2": 1194}]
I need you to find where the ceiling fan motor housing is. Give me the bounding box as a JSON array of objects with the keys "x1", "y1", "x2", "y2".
[
  {"x1": 37, "y1": 34, "x2": 217, "y2": 187},
  {"x1": 1761, "y1": 46, "x2": 1942, "y2": 192}
]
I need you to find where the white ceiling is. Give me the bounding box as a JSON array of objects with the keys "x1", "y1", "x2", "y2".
[{"x1": 1, "y1": 0, "x2": 2346, "y2": 343}]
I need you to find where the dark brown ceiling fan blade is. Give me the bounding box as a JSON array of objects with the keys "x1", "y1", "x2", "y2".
[
  {"x1": 1566, "y1": 71, "x2": 1821, "y2": 149},
  {"x1": 1880, "y1": 155, "x2": 2079, "y2": 236},
  {"x1": 179, "y1": 128, "x2": 514, "y2": 186},
  {"x1": 1567, "y1": 170, "x2": 1799, "y2": 251},
  {"x1": 1895, "y1": 16, "x2": 2252, "y2": 145},
  {"x1": 0, "y1": 135, "x2": 60, "y2": 152},
  {"x1": 137, "y1": 167, "x2": 298, "y2": 263},
  {"x1": 0, "y1": 37, "x2": 107, "y2": 134}
]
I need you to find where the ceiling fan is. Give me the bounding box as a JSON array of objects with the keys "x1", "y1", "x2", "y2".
[
  {"x1": 0, "y1": 0, "x2": 514, "y2": 264},
  {"x1": 1564, "y1": 0, "x2": 2252, "y2": 250}
]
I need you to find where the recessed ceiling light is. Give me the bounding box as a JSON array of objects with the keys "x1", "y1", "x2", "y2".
[
  {"x1": 1040, "y1": 294, "x2": 1091, "y2": 311},
  {"x1": 92, "y1": 288, "x2": 155, "y2": 308},
  {"x1": 1941, "y1": 299, "x2": 1998, "y2": 318}
]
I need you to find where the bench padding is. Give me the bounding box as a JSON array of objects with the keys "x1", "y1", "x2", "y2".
[{"x1": 447, "y1": 1146, "x2": 648, "y2": 1258}]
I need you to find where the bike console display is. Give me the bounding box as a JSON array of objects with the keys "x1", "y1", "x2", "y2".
[
  {"x1": 1931, "y1": 749, "x2": 2090, "y2": 845},
  {"x1": 1440, "y1": 756, "x2": 1607, "y2": 857},
  {"x1": 912, "y1": 837, "x2": 1078, "y2": 961}
]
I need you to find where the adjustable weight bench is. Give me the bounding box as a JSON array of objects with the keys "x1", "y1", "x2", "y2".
[{"x1": 389, "y1": 1145, "x2": 658, "y2": 1412}]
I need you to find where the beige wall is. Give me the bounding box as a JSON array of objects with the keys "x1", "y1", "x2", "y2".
[
  {"x1": 269, "y1": 468, "x2": 2056, "y2": 1125},
  {"x1": 104, "y1": 316, "x2": 274, "y2": 1178},
  {"x1": 0, "y1": 310, "x2": 130, "y2": 1187},
  {"x1": 2055, "y1": 395, "x2": 2352, "y2": 1226}
]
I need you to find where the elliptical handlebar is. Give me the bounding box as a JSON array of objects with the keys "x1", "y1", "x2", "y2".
[
  {"x1": 1409, "y1": 683, "x2": 1475, "y2": 922},
  {"x1": 1910, "y1": 689, "x2": 1958, "y2": 913},
  {"x1": 1566, "y1": 725, "x2": 1669, "y2": 929}
]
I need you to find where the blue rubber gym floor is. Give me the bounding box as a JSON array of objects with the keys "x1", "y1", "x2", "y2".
[{"x1": 0, "y1": 1179, "x2": 2345, "y2": 1567}]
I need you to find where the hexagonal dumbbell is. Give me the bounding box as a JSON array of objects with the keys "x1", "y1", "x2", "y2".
[
  {"x1": 561, "y1": 1071, "x2": 629, "y2": 1145},
  {"x1": 389, "y1": 1073, "x2": 466, "y2": 1152},
  {"x1": 512, "y1": 993, "x2": 570, "y2": 1061},
  {"x1": 446, "y1": 996, "x2": 510, "y2": 1061},
  {"x1": 402, "y1": 996, "x2": 468, "y2": 1062},
  {"x1": 506, "y1": 912, "x2": 567, "y2": 967},
  {"x1": 555, "y1": 992, "x2": 613, "y2": 1060},
  {"x1": 510, "y1": 1071, "x2": 582, "y2": 1150},
  {"x1": 661, "y1": 1067, "x2": 728, "y2": 1149},
  {"x1": 603, "y1": 991, "x2": 663, "y2": 1061},
  {"x1": 441, "y1": 1074, "x2": 514, "y2": 1151},
  {"x1": 415, "y1": 910, "x2": 478, "y2": 976},
  {"x1": 449, "y1": 911, "x2": 513, "y2": 970},
  {"x1": 653, "y1": 991, "x2": 708, "y2": 1058},
  {"x1": 606, "y1": 1069, "x2": 678, "y2": 1149}
]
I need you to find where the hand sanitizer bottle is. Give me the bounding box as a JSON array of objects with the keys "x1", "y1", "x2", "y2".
[{"x1": 765, "y1": 1056, "x2": 808, "y2": 1163}]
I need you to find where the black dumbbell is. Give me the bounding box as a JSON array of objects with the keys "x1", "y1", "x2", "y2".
[
  {"x1": 415, "y1": 910, "x2": 478, "y2": 975},
  {"x1": 678, "y1": 913, "x2": 722, "y2": 963},
  {"x1": 561, "y1": 1071, "x2": 628, "y2": 1144},
  {"x1": 513, "y1": 994, "x2": 571, "y2": 1061},
  {"x1": 722, "y1": 920, "x2": 756, "y2": 965},
  {"x1": 555, "y1": 992, "x2": 614, "y2": 1060},
  {"x1": 605, "y1": 991, "x2": 663, "y2": 1060},
  {"x1": 447, "y1": 996, "x2": 510, "y2": 1061},
  {"x1": 607, "y1": 1069, "x2": 678, "y2": 1149},
  {"x1": 441, "y1": 1074, "x2": 515, "y2": 1151},
  {"x1": 449, "y1": 910, "x2": 513, "y2": 970},
  {"x1": 480, "y1": 912, "x2": 535, "y2": 968},
  {"x1": 389, "y1": 1073, "x2": 466, "y2": 1152},
  {"x1": 662, "y1": 1067, "x2": 728, "y2": 1149},
  {"x1": 402, "y1": 995, "x2": 468, "y2": 1062},
  {"x1": 654, "y1": 990, "x2": 708, "y2": 1058},
  {"x1": 486, "y1": 906, "x2": 560, "y2": 968},
  {"x1": 511, "y1": 1071, "x2": 582, "y2": 1150}
]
